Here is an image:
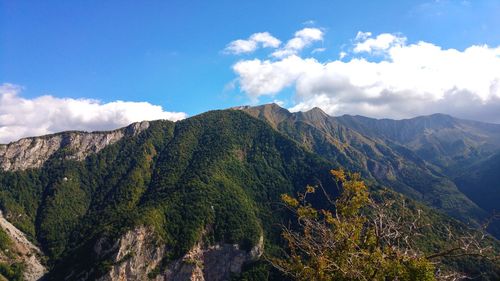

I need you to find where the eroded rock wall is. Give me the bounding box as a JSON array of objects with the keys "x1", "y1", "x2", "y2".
[
  {"x1": 97, "y1": 226, "x2": 263, "y2": 281},
  {"x1": 0, "y1": 121, "x2": 150, "y2": 171},
  {"x1": 0, "y1": 211, "x2": 46, "y2": 281}
]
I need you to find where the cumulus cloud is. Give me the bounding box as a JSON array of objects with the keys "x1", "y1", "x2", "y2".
[
  {"x1": 0, "y1": 83, "x2": 187, "y2": 143},
  {"x1": 271, "y1": 27, "x2": 324, "y2": 58},
  {"x1": 224, "y1": 32, "x2": 281, "y2": 54},
  {"x1": 224, "y1": 27, "x2": 324, "y2": 58},
  {"x1": 353, "y1": 32, "x2": 406, "y2": 53},
  {"x1": 232, "y1": 56, "x2": 321, "y2": 101},
  {"x1": 230, "y1": 31, "x2": 500, "y2": 123}
]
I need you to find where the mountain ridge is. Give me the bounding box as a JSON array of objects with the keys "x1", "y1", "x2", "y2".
[
  {"x1": 0, "y1": 110, "x2": 337, "y2": 280},
  {"x1": 0, "y1": 121, "x2": 151, "y2": 171},
  {"x1": 2, "y1": 103, "x2": 495, "y2": 230},
  {"x1": 0, "y1": 105, "x2": 499, "y2": 280},
  {"x1": 237, "y1": 104, "x2": 500, "y2": 237}
]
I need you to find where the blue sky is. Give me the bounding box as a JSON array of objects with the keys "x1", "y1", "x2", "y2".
[{"x1": 1, "y1": 0, "x2": 500, "y2": 142}]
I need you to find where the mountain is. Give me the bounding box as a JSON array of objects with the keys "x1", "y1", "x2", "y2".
[
  {"x1": 334, "y1": 113, "x2": 500, "y2": 173},
  {"x1": 0, "y1": 210, "x2": 46, "y2": 280},
  {"x1": 239, "y1": 104, "x2": 498, "y2": 230},
  {"x1": 0, "y1": 110, "x2": 335, "y2": 280},
  {"x1": 454, "y1": 151, "x2": 500, "y2": 214},
  {"x1": 333, "y1": 112, "x2": 500, "y2": 236},
  {"x1": 0, "y1": 106, "x2": 498, "y2": 280},
  {"x1": 0, "y1": 121, "x2": 151, "y2": 172}
]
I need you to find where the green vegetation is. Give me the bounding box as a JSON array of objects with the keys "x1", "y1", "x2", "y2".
[
  {"x1": 0, "y1": 108, "x2": 498, "y2": 280},
  {"x1": 0, "y1": 229, "x2": 24, "y2": 281},
  {"x1": 0, "y1": 228, "x2": 11, "y2": 251},
  {"x1": 0, "y1": 262, "x2": 24, "y2": 281},
  {"x1": 242, "y1": 104, "x2": 490, "y2": 234},
  {"x1": 454, "y1": 152, "x2": 500, "y2": 237},
  {"x1": 233, "y1": 170, "x2": 499, "y2": 281},
  {"x1": 0, "y1": 110, "x2": 332, "y2": 279},
  {"x1": 274, "y1": 170, "x2": 436, "y2": 280}
]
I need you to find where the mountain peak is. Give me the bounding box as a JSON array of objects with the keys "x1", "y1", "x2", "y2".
[
  {"x1": 307, "y1": 107, "x2": 326, "y2": 114},
  {"x1": 251, "y1": 103, "x2": 288, "y2": 112},
  {"x1": 292, "y1": 107, "x2": 330, "y2": 124},
  {"x1": 234, "y1": 103, "x2": 291, "y2": 129},
  {"x1": 303, "y1": 107, "x2": 329, "y2": 118},
  {"x1": 416, "y1": 113, "x2": 455, "y2": 123}
]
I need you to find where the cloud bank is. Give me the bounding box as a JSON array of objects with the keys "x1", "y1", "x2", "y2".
[
  {"x1": 227, "y1": 29, "x2": 500, "y2": 123},
  {"x1": 0, "y1": 83, "x2": 187, "y2": 143}
]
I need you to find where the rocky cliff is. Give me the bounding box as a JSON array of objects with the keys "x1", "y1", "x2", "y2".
[
  {"x1": 0, "y1": 211, "x2": 46, "y2": 281},
  {"x1": 0, "y1": 121, "x2": 149, "y2": 280},
  {"x1": 95, "y1": 226, "x2": 263, "y2": 281},
  {"x1": 0, "y1": 121, "x2": 150, "y2": 171}
]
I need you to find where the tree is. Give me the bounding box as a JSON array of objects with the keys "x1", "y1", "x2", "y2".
[{"x1": 272, "y1": 169, "x2": 498, "y2": 281}]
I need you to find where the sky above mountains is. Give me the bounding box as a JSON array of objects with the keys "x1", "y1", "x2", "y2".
[{"x1": 1, "y1": 0, "x2": 500, "y2": 143}]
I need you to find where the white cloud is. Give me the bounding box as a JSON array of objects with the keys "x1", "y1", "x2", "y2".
[
  {"x1": 231, "y1": 31, "x2": 500, "y2": 123},
  {"x1": 354, "y1": 32, "x2": 406, "y2": 53},
  {"x1": 232, "y1": 56, "x2": 321, "y2": 101},
  {"x1": 312, "y1": 48, "x2": 326, "y2": 54},
  {"x1": 224, "y1": 32, "x2": 281, "y2": 55},
  {"x1": 295, "y1": 28, "x2": 323, "y2": 41},
  {"x1": 355, "y1": 31, "x2": 372, "y2": 41},
  {"x1": 273, "y1": 99, "x2": 286, "y2": 107},
  {"x1": 0, "y1": 83, "x2": 187, "y2": 143},
  {"x1": 250, "y1": 32, "x2": 281, "y2": 48},
  {"x1": 225, "y1": 39, "x2": 257, "y2": 55},
  {"x1": 224, "y1": 27, "x2": 324, "y2": 58},
  {"x1": 271, "y1": 28, "x2": 324, "y2": 58}
]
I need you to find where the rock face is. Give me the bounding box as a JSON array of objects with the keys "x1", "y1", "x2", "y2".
[
  {"x1": 0, "y1": 211, "x2": 46, "y2": 281},
  {"x1": 0, "y1": 121, "x2": 148, "y2": 280},
  {"x1": 0, "y1": 122, "x2": 150, "y2": 171},
  {"x1": 97, "y1": 226, "x2": 263, "y2": 281}
]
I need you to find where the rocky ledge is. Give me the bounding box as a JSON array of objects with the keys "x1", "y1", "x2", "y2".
[
  {"x1": 95, "y1": 226, "x2": 263, "y2": 281},
  {"x1": 0, "y1": 122, "x2": 150, "y2": 172},
  {"x1": 0, "y1": 211, "x2": 46, "y2": 281}
]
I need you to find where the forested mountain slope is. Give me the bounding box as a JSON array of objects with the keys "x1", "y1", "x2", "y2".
[
  {"x1": 239, "y1": 104, "x2": 497, "y2": 232},
  {"x1": 454, "y1": 151, "x2": 500, "y2": 214},
  {"x1": 0, "y1": 107, "x2": 498, "y2": 280},
  {"x1": 0, "y1": 110, "x2": 334, "y2": 280},
  {"x1": 334, "y1": 113, "x2": 500, "y2": 172},
  {"x1": 334, "y1": 110, "x2": 500, "y2": 236}
]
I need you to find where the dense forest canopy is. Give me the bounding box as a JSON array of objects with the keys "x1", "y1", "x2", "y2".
[{"x1": 0, "y1": 107, "x2": 498, "y2": 280}]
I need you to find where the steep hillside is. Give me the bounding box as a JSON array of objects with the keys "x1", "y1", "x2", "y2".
[
  {"x1": 0, "y1": 110, "x2": 334, "y2": 280},
  {"x1": 0, "y1": 121, "x2": 150, "y2": 171},
  {"x1": 333, "y1": 112, "x2": 500, "y2": 237},
  {"x1": 335, "y1": 113, "x2": 500, "y2": 172},
  {"x1": 454, "y1": 151, "x2": 500, "y2": 213},
  {"x1": 0, "y1": 107, "x2": 498, "y2": 280},
  {"x1": 454, "y1": 152, "x2": 500, "y2": 237},
  {"x1": 0, "y1": 211, "x2": 46, "y2": 281},
  {"x1": 239, "y1": 104, "x2": 488, "y2": 227}
]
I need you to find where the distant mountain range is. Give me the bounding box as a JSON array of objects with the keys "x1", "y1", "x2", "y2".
[
  {"x1": 240, "y1": 104, "x2": 500, "y2": 236},
  {"x1": 0, "y1": 104, "x2": 498, "y2": 280}
]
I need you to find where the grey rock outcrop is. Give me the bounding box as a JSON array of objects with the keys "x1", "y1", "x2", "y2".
[
  {"x1": 97, "y1": 226, "x2": 263, "y2": 281},
  {"x1": 0, "y1": 211, "x2": 46, "y2": 281},
  {"x1": 0, "y1": 121, "x2": 150, "y2": 171}
]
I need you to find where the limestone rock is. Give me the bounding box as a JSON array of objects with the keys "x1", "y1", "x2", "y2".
[
  {"x1": 96, "y1": 226, "x2": 263, "y2": 281},
  {"x1": 0, "y1": 211, "x2": 46, "y2": 281},
  {"x1": 0, "y1": 121, "x2": 150, "y2": 171}
]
